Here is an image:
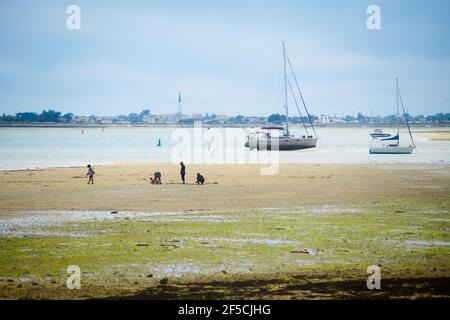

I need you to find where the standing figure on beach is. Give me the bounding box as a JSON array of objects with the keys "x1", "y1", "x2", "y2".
[
  {"x1": 180, "y1": 162, "x2": 186, "y2": 184},
  {"x1": 86, "y1": 164, "x2": 95, "y2": 184}
]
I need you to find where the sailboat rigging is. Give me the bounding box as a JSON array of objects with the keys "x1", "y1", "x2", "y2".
[
  {"x1": 245, "y1": 42, "x2": 318, "y2": 151},
  {"x1": 369, "y1": 78, "x2": 416, "y2": 154}
]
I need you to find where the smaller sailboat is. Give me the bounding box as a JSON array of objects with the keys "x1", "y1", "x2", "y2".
[{"x1": 369, "y1": 78, "x2": 416, "y2": 154}]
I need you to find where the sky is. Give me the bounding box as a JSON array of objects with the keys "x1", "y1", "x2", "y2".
[{"x1": 0, "y1": 0, "x2": 449, "y2": 117}]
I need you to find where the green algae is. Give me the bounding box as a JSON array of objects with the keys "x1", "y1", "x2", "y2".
[{"x1": 0, "y1": 199, "x2": 449, "y2": 299}]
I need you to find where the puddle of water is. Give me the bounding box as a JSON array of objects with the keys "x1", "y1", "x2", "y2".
[
  {"x1": 384, "y1": 239, "x2": 450, "y2": 247},
  {"x1": 143, "y1": 261, "x2": 253, "y2": 278},
  {"x1": 142, "y1": 215, "x2": 237, "y2": 223},
  {"x1": 0, "y1": 210, "x2": 238, "y2": 237},
  {"x1": 0, "y1": 204, "x2": 366, "y2": 238},
  {"x1": 422, "y1": 209, "x2": 450, "y2": 215},
  {"x1": 260, "y1": 205, "x2": 361, "y2": 216},
  {"x1": 160, "y1": 264, "x2": 215, "y2": 277},
  {"x1": 0, "y1": 229, "x2": 90, "y2": 238},
  {"x1": 404, "y1": 240, "x2": 450, "y2": 247},
  {"x1": 192, "y1": 237, "x2": 298, "y2": 245}
]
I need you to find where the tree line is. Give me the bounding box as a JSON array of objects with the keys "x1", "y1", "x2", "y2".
[
  {"x1": 1, "y1": 109, "x2": 449, "y2": 124},
  {"x1": 0, "y1": 109, "x2": 152, "y2": 123},
  {"x1": 1, "y1": 110, "x2": 74, "y2": 123},
  {"x1": 351, "y1": 112, "x2": 450, "y2": 124}
]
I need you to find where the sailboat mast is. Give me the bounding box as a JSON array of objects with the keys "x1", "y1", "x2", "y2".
[
  {"x1": 282, "y1": 41, "x2": 289, "y2": 136},
  {"x1": 286, "y1": 54, "x2": 318, "y2": 138},
  {"x1": 398, "y1": 80, "x2": 416, "y2": 149},
  {"x1": 396, "y1": 78, "x2": 400, "y2": 134}
]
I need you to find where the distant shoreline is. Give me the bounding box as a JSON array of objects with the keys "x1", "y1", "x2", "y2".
[
  {"x1": 0, "y1": 122, "x2": 448, "y2": 129},
  {"x1": 2, "y1": 159, "x2": 450, "y2": 172}
]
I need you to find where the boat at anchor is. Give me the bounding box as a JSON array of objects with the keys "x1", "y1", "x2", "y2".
[
  {"x1": 369, "y1": 78, "x2": 416, "y2": 154},
  {"x1": 245, "y1": 41, "x2": 318, "y2": 151}
]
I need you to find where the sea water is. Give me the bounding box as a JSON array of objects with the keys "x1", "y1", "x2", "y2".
[{"x1": 0, "y1": 127, "x2": 449, "y2": 170}]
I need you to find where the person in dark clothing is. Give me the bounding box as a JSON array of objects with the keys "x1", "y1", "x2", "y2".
[
  {"x1": 180, "y1": 162, "x2": 186, "y2": 184},
  {"x1": 154, "y1": 171, "x2": 162, "y2": 184},
  {"x1": 150, "y1": 172, "x2": 162, "y2": 184},
  {"x1": 196, "y1": 173, "x2": 205, "y2": 185},
  {"x1": 86, "y1": 164, "x2": 95, "y2": 184}
]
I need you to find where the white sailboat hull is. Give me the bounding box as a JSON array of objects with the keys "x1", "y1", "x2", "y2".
[
  {"x1": 369, "y1": 79, "x2": 416, "y2": 155},
  {"x1": 246, "y1": 137, "x2": 318, "y2": 151},
  {"x1": 369, "y1": 146, "x2": 415, "y2": 154}
]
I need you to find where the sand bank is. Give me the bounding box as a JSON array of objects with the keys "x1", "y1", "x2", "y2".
[{"x1": 0, "y1": 163, "x2": 449, "y2": 213}]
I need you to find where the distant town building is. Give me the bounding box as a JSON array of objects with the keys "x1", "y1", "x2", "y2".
[
  {"x1": 247, "y1": 116, "x2": 262, "y2": 124},
  {"x1": 97, "y1": 116, "x2": 113, "y2": 124},
  {"x1": 191, "y1": 113, "x2": 203, "y2": 120},
  {"x1": 317, "y1": 115, "x2": 330, "y2": 124}
]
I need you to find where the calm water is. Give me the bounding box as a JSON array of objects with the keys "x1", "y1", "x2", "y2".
[{"x1": 0, "y1": 127, "x2": 449, "y2": 170}]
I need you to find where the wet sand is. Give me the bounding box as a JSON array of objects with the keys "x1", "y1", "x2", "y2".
[
  {"x1": 1, "y1": 163, "x2": 449, "y2": 213},
  {"x1": 426, "y1": 133, "x2": 450, "y2": 141},
  {"x1": 0, "y1": 163, "x2": 449, "y2": 300}
]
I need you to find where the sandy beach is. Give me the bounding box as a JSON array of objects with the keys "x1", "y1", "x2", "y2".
[
  {"x1": 0, "y1": 163, "x2": 449, "y2": 299},
  {"x1": 1, "y1": 163, "x2": 449, "y2": 212}
]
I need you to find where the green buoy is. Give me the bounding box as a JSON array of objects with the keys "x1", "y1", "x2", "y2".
[{"x1": 156, "y1": 138, "x2": 161, "y2": 147}]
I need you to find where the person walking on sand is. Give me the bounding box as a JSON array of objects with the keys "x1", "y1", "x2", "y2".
[
  {"x1": 86, "y1": 164, "x2": 95, "y2": 184},
  {"x1": 180, "y1": 161, "x2": 186, "y2": 184}
]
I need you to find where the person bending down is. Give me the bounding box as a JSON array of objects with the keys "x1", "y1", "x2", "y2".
[
  {"x1": 196, "y1": 173, "x2": 205, "y2": 185},
  {"x1": 150, "y1": 171, "x2": 162, "y2": 184}
]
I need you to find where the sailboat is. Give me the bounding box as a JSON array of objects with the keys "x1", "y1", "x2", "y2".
[
  {"x1": 369, "y1": 78, "x2": 416, "y2": 154},
  {"x1": 245, "y1": 42, "x2": 318, "y2": 151}
]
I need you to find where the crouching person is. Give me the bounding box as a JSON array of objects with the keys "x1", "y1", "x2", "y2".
[
  {"x1": 150, "y1": 171, "x2": 162, "y2": 184},
  {"x1": 196, "y1": 173, "x2": 205, "y2": 185}
]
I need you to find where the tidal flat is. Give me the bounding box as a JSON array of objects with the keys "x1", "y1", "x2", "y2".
[
  {"x1": 0, "y1": 163, "x2": 449, "y2": 299},
  {"x1": 0, "y1": 199, "x2": 449, "y2": 299}
]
